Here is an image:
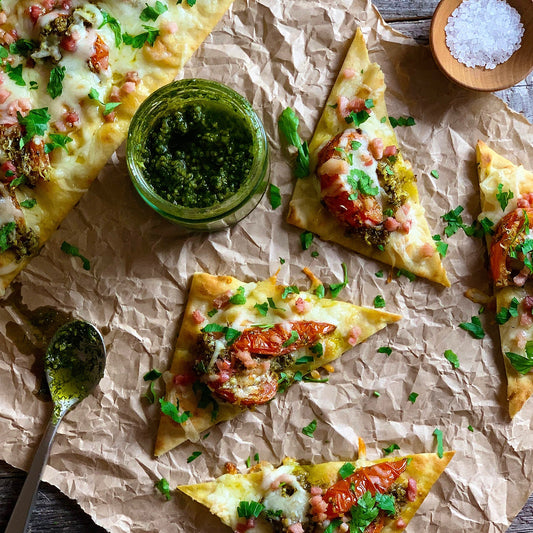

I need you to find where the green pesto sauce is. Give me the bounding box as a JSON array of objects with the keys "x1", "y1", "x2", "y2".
[
  {"x1": 45, "y1": 321, "x2": 104, "y2": 420},
  {"x1": 141, "y1": 102, "x2": 254, "y2": 208}
]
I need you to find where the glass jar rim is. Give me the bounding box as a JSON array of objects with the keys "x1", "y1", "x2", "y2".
[{"x1": 126, "y1": 78, "x2": 269, "y2": 224}]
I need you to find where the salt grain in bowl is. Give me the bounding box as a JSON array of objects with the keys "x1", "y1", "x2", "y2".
[{"x1": 445, "y1": 0, "x2": 524, "y2": 69}]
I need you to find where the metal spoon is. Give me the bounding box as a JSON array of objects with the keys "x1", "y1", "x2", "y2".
[{"x1": 5, "y1": 320, "x2": 106, "y2": 533}]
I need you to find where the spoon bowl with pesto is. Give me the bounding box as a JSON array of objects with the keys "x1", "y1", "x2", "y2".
[{"x1": 5, "y1": 320, "x2": 106, "y2": 533}]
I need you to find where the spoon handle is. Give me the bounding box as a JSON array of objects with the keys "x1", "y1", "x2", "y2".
[{"x1": 5, "y1": 414, "x2": 62, "y2": 533}]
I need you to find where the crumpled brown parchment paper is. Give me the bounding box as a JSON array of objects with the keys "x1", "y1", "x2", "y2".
[{"x1": 1, "y1": 1, "x2": 533, "y2": 532}]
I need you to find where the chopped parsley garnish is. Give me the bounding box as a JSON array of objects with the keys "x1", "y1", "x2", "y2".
[
  {"x1": 177, "y1": 0, "x2": 197, "y2": 6},
  {"x1": 193, "y1": 381, "x2": 219, "y2": 421},
  {"x1": 389, "y1": 116, "x2": 415, "y2": 127},
  {"x1": 496, "y1": 183, "x2": 514, "y2": 211},
  {"x1": 254, "y1": 452, "x2": 259, "y2": 462},
  {"x1": 279, "y1": 257, "x2": 285, "y2": 264},
  {"x1": 20, "y1": 198, "x2": 36, "y2": 209},
  {"x1": 468, "y1": 425, "x2": 474, "y2": 432},
  {"x1": 346, "y1": 109, "x2": 370, "y2": 127},
  {"x1": 506, "y1": 341, "x2": 533, "y2": 374},
  {"x1": 187, "y1": 451, "x2": 202, "y2": 463},
  {"x1": 300, "y1": 231, "x2": 313, "y2": 250},
  {"x1": 5, "y1": 63, "x2": 25, "y2": 86},
  {"x1": 278, "y1": 107, "x2": 310, "y2": 178},
  {"x1": 159, "y1": 397, "x2": 191, "y2": 424},
  {"x1": 88, "y1": 88, "x2": 122, "y2": 116},
  {"x1": 18, "y1": 108, "x2": 51, "y2": 146},
  {"x1": 351, "y1": 140, "x2": 362, "y2": 150},
  {"x1": 254, "y1": 302, "x2": 268, "y2": 316},
  {"x1": 375, "y1": 270, "x2": 384, "y2": 278},
  {"x1": 347, "y1": 168, "x2": 378, "y2": 197},
  {"x1": 268, "y1": 183, "x2": 281, "y2": 209},
  {"x1": 310, "y1": 342, "x2": 323, "y2": 356},
  {"x1": 382, "y1": 443, "x2": 400, "y2": 456},
  {"x1": 267, "y1": 297, "x2": 285, "y2": 311},
  {"x1": 9, "y1": 39, "x2": 38, "y2": 57},
  {"x1": 201, "y1": 323, "x2": 241, "y2": 344},
  {"x1": 373, "y1": 295, "x2": 385, "y2": 308},
  {"x1": 140, "y1": 1, "x2": 168, "y2": 21},
  {"x1": 9, "y1": 175, "x2": 26, "y2": 189},
  {"x1": 408, "y1": 392, "x2": 418, "y2": 403},
  {"x1": 433, "y1": 428, "x2": 444, "y2": 458},
  {"x1": 311, "y1": 251, "x2": 319, "y2": 258},
  {"x1": 324, "y1": 518, "x2": 343, "y2": 533},
  {"x1": 143, "y1": 369, "x2": 162, "y2": 381},
  {"x1": 349, "y1": 491, "x2": 396, "y2": 532},
  {"x1": 396, "y1": 268, "x2": 416, "y2": 281},
  {"x1": 229, "y1": 286, "x2": 246, "y2": 305},
  {"x1": 430, "y1": 169, "x2": 439, "y2": 179},
  {"x1": 315, "y1": 284, "x2": 325, "y2": 299},
  {"x1": 338, "y1": 462, "x2": 355, "y2": 479},
  {"x1": 155, "y1": 478, "x2": 171, "y2": 501},
  {"x1": 282, "y1": 285, "x2": 299, "y2": 299},
  {"x1": 479, "y1": 217, "x2": 495, "y2": 235},
  {"x1": 377, "y1": 346, "x2": 392, "y2": 356},
  {"x1": 29, "y1": 81, "x2": 38, "y2": 90},
  {"x1": 45, "y1": 133, "x2": 73, "y2": 154},
  {"x1": 237, "y1": 501, "x2": 264, "y2": 519},
  {"x1": 373, "y1": 391, "x2": 380, "y2": 397},
  {"x1": 99, "y1": 11, "x2": 123, "y2": 47},
  {"x1": 61, "y1": 241, "x2": 90, "y2": 270},
  {"x1": 123, "y1": 25, "x2": 160, "y2": 48},
  {"x1": 207, "y1": 308, "x2": 218, "y2": 317},
  {"x1": 432, "y1": 234, "x2": 448, "y2": 257},
  {"x1": 282, "y1": 330, "x2": 299, "y2": 347},
  {"x1": 442, "y1": 206, "x2": 465, "y2": 237},
  {"x1": 364, "y1": 98, "x2": 374, "y2": 109},
  {"x1": 495, "y1": 297, "x2": 520, "y2": 324},
  {"x1": 295, "y1": 355, "x2": 313, "y2": 364},
  {"x1": 329, "y1": 262, "x2": 348, "y2": 298},
  {"x1": 245, "y1": 456, "x2": 251, "y2": 468},
  {"x1": 0, "y1": 222, "x2": 15, "y2": 252},
  {"x1": 459, "y1": 316, "x2": 485, "y2": 339},
  {"x1": 143, "y1": 381, "x2": 156, "y2": 404},
  {"x1": 47, "y1": 65, "x2": 66, "y2": 99},
  {"x1": 444, "y1": 349, "x2": 460, "y2": 369},
  {"x1": 302, "y1": 419, "x2": 317, "y2": 437}
]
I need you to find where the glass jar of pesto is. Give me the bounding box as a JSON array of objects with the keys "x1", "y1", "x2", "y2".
[{"x1": 127, "y1": 79, "x2": 269, "y2": 231}]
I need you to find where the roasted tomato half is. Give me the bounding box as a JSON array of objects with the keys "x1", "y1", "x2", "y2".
[
  {"x1": 490, "y1": 207, "x2": 533, "y2": 288},
  {"x1": 317, "y1": 130, "x2": 383, "y2": 229},
  {"x1": 324, "y1": 459, "x2": 407, "y2": 519}
]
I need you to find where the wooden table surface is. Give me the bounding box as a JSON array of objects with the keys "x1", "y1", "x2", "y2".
[{"x1": 1, "y1": 1, "x2": 532, "y2": 532}]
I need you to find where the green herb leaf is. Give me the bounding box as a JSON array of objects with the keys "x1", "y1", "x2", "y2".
[
  {"x1": 0, "y1": 222, "x2": 15, "y2": 252},
  {"x1": 143, "y1": 369, "x2": 162, "y2": 381},
  {"x1": 9, "y1": 175, "x2": 26, "y2": 189},
  {"x1": 496, "y1": 183, "x2": 514, "y2": 211},
  {"x1": 408, "y1": 392, "x2": 418, "y2": 403},
  {"x1": 479, "y1": 217, "x2": 495, "y2": 235},
  {"x1": 433, "y1": 428, "x2": 444, "y2": 458},
  {"x1": 282, "y1": 330, "x2": 299, "y2": 347},
  {"x1": 505, "y1": 341, "x2": 533, "y2": 374},
  {"x1": 254, "y1": 302, "x2": 269, "y2": 316},
  {"x1": 389, "y1": 116, "x2": 415, "y2": 127},
  {"x1": 279, "y1": 257, "x2": 285, "y2": 264},
  {"x1": 9, "y1": 39, "x2": 38, "y2": 57},
  {"x1": 20, "y1": 198, "x2": 36, "y2": 209},
  {"x1": 278, "y1": 107, "x2": 310, "y2": 178},
  {"x1": 346, "y1": 109, "x2": 370, "y2": 127},
  {"x1": 430, "y1": 169, "x2": 439, "y2": 179},
  {"x1": 207, "y1": 308, "x2": 218, "y2": 317},
  {"x1": 338, "y1": 462, "x2": 355, "y2": 480},
  {"x1": 377, "y1": 346, "x2": 392, "y2": 356},
  {"x1": 375, "y1": 270, "x2": 384, "y2": 278},
  {"x1": 373, "y1": 295, "x2": 385, "y2": 308},
  {"x1": 329, "y1": 262, "x2": 348, "y2": 298},
  {"x1": 364, "y1": 98, "x2": 374, "y2": 109},
  {"x1": 229, "y1": 286, "x2": 246, "y2": 305},
  {"x1": 295, "y1": 355, "x2": 313, "y2": 364},
  {"x1": 496, "y1": 297, "x2": 520, "y2": 325},
  {"x1": 269, "y1": 183, "x2": 281, "y2": 209},
  {"x1": 5, "y1": 63, "x2": 25, "y2": 86},
  {"x1": 324, "y1": 518, "x2": 343, "y2": 533},
  {"x1": 237, "y1": 501, "x2": 264, "y2": 519},
  {"x1": 267, "y1": 297, "x2": 285, "y2": 311},
  {"x1": 310, "y1": 343, "x2": 323, "y2": 356},
  {"x1": 396, "y1": 268, "x2": 416, "y2": 281},
  {"x1": 311, "y1": 250, "x2": 319, "y2": 258},
  {"x1": 140, "y1": 1, "x2": 168, "y2": 21},
  {"x1": 192, "y1": 381, "x2": 219, "y2": 421},
  {"x1": 47, "y1": 65, "x2": 66, "y2": 99},
  {"x1": 99, "y1": 11, "x2": 123, "y2": 47},
  {"x1": 155, "y1": 478, "x2": 171, "y2": 501},
  {"x1": 444, "y1": 349, "x2": 460, "y2": 369},
  {"x1": 18, "y1": 108, "x2": 51, "y2": 146},
  {"x1": 60, "y1": 241, "x2": 90, "y2": 270},
  {"x1": 159, "y1": 397, "x2": 191, "y2": 424},
  {"x1": 459, "y1": 316, "x2": 485, "y2": 339},
  {"x1": 300, "y1": 231, "x2": 313, "y2": 250},
  {"x1": 315, "y1": 284, "x2": 325, "y2": 299},
  {"x1": 467, "y1": 425, "x2": 474, "y2": 432},
  {"x1": 187, "y1": 451, "x2": 202, "y2": 463},
  {"x1": 45, "y1": 133, "x2": 73, "y2": 154},
  {"x1": 282, "y1": 285, "x2": 299, "y2": 299},
  {"x1": 373, "y1": 391, "x2": 380, "y2": 397},
  {"x1": 143, "y1": 381, "x2": 156, "y2": 404},
  {"x1": 382, "y1": 443, "x2": 400, "y2": 456},
  {"x1": 302, "y1": 419, "x2": 317, "y2": 437},
  {"x1": 123, "y1": 25, "x2": 160, "y2": 48},
  {"x1": 103, "y1": 102, "x2": 121, "y2": 115}
]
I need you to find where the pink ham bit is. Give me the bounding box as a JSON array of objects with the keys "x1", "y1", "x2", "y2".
[
  {"x1": 383, "y1": 145, "x2": 397, "y2": 157},
  {"x1": 343, "y1": 68, "x2": 356, "y2": 79},
  {"x1": 172, "y1": 373, "x2": 196, "y2": 386},
  {"x1": 523, "y1": 296, "x2": 533, "y2": 312},
  {"x1": 104, "y1": 111, "x2": 116, "y2": 122},
  {"x1": 60, "y1": 34, "x2": 78, "y2": 52},
  {"x1": 191, "y1": 309, "x2": 205, "y2": 324},
  {"x1": 234, "y1": 349, "x2": 257, "y2": 369},
  {"x1": 61, "y1": 0, "x2": 72, "y2": 9},
  {"x1": 513, "y1": 267, "x2": 529, "y2": 287},
  {"x1": 384, "y1": 217, "x2": 400, "y2": 232},
  {"x1": 163, "y1": 21, "x2": 179, "y2": 34},
  {"x1": 64, "y1": 111, "x2": 79, "y2": 127},
  {"x1": 109, "y1": 86, "x2": 121, "y2": 102},
  {"x1": 42, "y1": 0, "x2": 55, "y2": 10},
  {"x1": 294, "y1": 297, "x2": 309, "y2": 314},
  {"x1": 519, "y1": 311, "x2": 533, "y2": 327},
  {"x1": 29, "y1": 5, "x2": 44, "y2": 24},
  {"x1": 10, "y1": 98, "x2": 31, "y2": 119},
  {"x1": 213, "y1": 290, "x2": 232, "y2": 309},
  {"x1": 516, "y1": 330, "x2": 528, "y2": 350},
  {"x1": 517, "y1": 193, "x2": 533, "y2": 208},
  {"x1": 336, "y1": 95, "x2": 366, "y2": 120},
  {"x1": 235, "y1": 517, "x2": 256, "y2": 533},
  {"x1": 369, "y1": 138, "x2": 384, "y2": 160},
  {"x1": 0, "y1": 88, "x2": 10, "y2": 104},
  {"x1": 121, "y1": 81, "x2": 137, "y2": 96},
  {"x1": 396, "y1": 518, "x2": 407, "y2": 529},
  {"x1": 287, "y1": 524, "x2": 304, "y2": 533},
  {"x1": 406, "y1": 477, "x2": 417, "y2": 501},
  {"x1": 0, "y1": 12, "x2": 7, "y2": 25},
  {"x1": 348, "y1": 326, "x2": 361, "y2": 346},
  {"x1": 310, "y1": 486, "x2": 323, "y2": 496},
  {"x1": 420, "y1": 242, "x2": 435, "y2": 257}
]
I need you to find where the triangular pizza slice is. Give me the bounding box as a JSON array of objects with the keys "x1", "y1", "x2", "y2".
[
  {"x1": 154, "y1": 272, "x2": 401, "y2": 456},
  {"x1": 178, "y1": 447, "x2": 454, "y2": 532},
  {"x1": 287, "y1": 28, "x2": 449, "y2": 287},
  {"x1": 477, "y1": 140, "x2": 533, "y2": 417}
]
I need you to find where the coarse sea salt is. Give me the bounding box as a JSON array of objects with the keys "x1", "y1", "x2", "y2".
[{"x1": 445, "y1": 0, "x2": 524, "y2": 69}]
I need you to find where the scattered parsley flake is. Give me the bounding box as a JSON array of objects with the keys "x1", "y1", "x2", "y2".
[
  {"x1": 346, "y1": 109, "x2": 370, "y2": 127},
  {"x1": 279, "y1": 257, "x2": 285, "y2": 265},
  {"x1": 60, "y1": 241, "x2": 90, "y2": 270},
  {"x1": 295, "y1": 355, "x2": 313, "y2": 364},
  {"x1": 300, "y1": 231, "x2": 313, "y2": 250},
  {"x1": 311, "y1": 250, "x2": 319, "y2": 258},
  {"x1": 229, "y1": 286, "x2": 246, "y2": 305},
  {"x1": 47, "y1": 65, "x2": 66, "y2": 99},
  {"x1": 310, "y1": 342, "x2": 323, "y2": 357},
  {"x1": 123, "y1": 25, "x2": 160, "y2": 48},
  {"x1": 373, "y1": 295, "x2": 386, "y2": 308},
  {"x1": 459, "y1": 316, "x2": 485, "y2": 339},
  {"x1": 0, "y1": 222, "x2": 15, "y2": 252},
  {"x1": 5, "y1": 63, "x2": 25, "y2": 86},
  {"x1": 430, "y1": 169, "x2": 439, "y2": 179},
  {"x1": 338, "y1": 462, "x2": 355, "y2": 480},
  {"x1": 187, "y1": 451, "x2": 202, "y2": 463},
  {"x1": 302, "y1": 419, "x2": 317, "y2": 437},
  {"x1": 18, "y1": 108, "x2": 50, "y2": 146},
  {"x1": 45, "y1": 133, "x2": 73, "y2": 154},
  {"x1": 433, "y1": 428, "x2": 444, "y2": 458},
  {"x1": 377, "y1": 346, "x2": 392, "y2": 356},
  {"x1": 375, "y1": 270, "x2": 384, "y2": 278},
  {"x1": 496, "y1": 297, "x2": 520, "y2": 324},
  {"x1": 282, "y1": 330, "x2": 299, "y2": 347},
  {"x1": 207, "y1": 308, "x2": 218, "y2": 317},
  {"x1": 140, "y1": 1, "x2": 168, "y2": 21},
  {"x1": 159, "y1": 397, "x2": 191, "y2": 424},
  {"x1": 382, "y1": 443, "x2": 400, "y2": 456},
  {"x1": 389, "y1": 116, "x2": 415, "y2": 127},
  {"x1": 408, "y1": 392, "x2": 419, "y2": 403},
  {"x1": 143, "y1": 369, "x2": 162, "y2": 381},
  {"x1": 329, "y1": 262, "x2": 348, "y2": 298},
  {"x1": 278, "y1": 107, "x2": 310, "y2": 178},
  {"x1": 155, "y1": 478, "x2": 171, "y2": 501},
  {"x1": 282, "y1": 285, "x2": 299, "y2": 299},
  {"x1": 99, "y1": 11, "x2": 122, "y2": 47},
  {"x1": 506, "y1": 341, "x2": 533, "y2": 374},
  {"x1": 468, "y1": 425, "x2": 474, "y2": 432},
  {"x1": 143, "y1": 381, "x2": 156, "y2": 404},
  {"x1": 269, "y1": 183, "x2": 281, "y2": 209},
  {"x1": 444, "y1": 349, "x2": 460, "y2": 369},
  {"x1": 20, "y1": 198, "x2": 36, "y2": 209},
  {"x1": 254, "y1": 302, "x2": 269, "y2": 316},
  {"x1": 396, "y1": 268, "x2": 416, "y2": 281},
  {"x1": 496, "y1": 183, "x2": 514, "y2": 211},
  {"x1": 315, "y1": 284, "x2": 325, "y2": 299},
  {"x1": 237, "y1": 501, "x2": 264, "y2": 519},
  {"x1": 373, "y1": 391, "x2": 380, "y2": 397}
]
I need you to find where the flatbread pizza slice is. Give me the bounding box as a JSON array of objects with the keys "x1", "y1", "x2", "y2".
[
  {"x1": 0, "y1": 0, "x2": 233, "y2": 295},
  {"x1": 178, "y1": 446, "x2": 454, "y2": 532},
  {"x1": 154, "y1": 271, "x2": 401, "y2": 456},
  {"x1": 287, "y1": 28, "x2": 449, "y2": 287},
  {"x1": 476, "y1": 140, "x2": 533, "y2": 417}
]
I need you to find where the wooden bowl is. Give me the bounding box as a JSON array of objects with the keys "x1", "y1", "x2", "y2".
[{"x1": 430, "y1": 0, "x2": 533, "y2": 91}]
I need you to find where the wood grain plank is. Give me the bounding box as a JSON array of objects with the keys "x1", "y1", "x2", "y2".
[{"x1": 373, "y1": 0, "x2": 440, "y2": 21}]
